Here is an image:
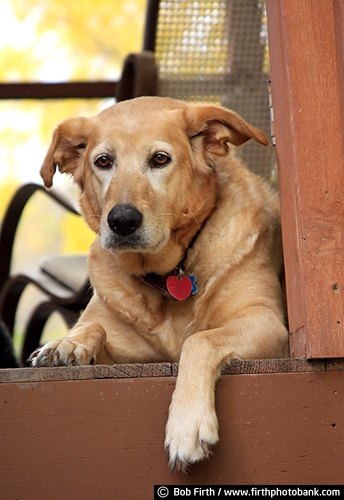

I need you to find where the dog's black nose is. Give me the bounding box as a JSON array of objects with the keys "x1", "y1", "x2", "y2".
[{"x1": 107, "y1": 204, "x2": 143, "y2": 236}]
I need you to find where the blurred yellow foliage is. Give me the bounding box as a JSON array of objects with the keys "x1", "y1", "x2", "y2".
[
  {"x1": 1, "y1": 0, "x2": 147, "y2": 82},
  {"x1": 60, "y1": 212, "x2": 95, "y2": 254}
]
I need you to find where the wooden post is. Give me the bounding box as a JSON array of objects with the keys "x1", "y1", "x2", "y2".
[{"x1": 266, "y1": 0, "x2": 344, "y2": 358}]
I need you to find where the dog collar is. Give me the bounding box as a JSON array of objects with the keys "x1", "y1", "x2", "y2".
[
  {"x1": 135, "y1": 217, "x2": 211, "y2": 301},
  {"x1": 136, "y1": 267, "x2": 198, "y2": 301}
]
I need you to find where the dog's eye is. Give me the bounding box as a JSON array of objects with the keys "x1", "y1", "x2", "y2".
[
  {"x1": 94, "y1": 154, "x2": 113, "y2": 170},
  {"x1": 150, "y1": 152, "x2": 171, "y2": 168}
]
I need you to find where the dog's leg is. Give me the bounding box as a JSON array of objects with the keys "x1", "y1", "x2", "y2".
[
  {"x1": 165, "y1": 308, "x2": 288, "y2": 472},
  {"x1": 165, "y1": 332, "x2": 221, "y2": 472}
]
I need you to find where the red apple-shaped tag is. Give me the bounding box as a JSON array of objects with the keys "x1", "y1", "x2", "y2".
[{"x1": 166, "y1": 275, "x2": 192, "y2": 301}]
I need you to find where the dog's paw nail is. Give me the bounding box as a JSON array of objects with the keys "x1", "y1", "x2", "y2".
[
  {"x1": 52, "y1": 351, "x2": 60, "y2": 365},
  {"x1": 169, "y1": 457, "x2": 178, "y2": 474},
  {"x1": 28, "y1": 350, "x2": 40, "y2": 366},
  {"x1": 67, "y1": 352, "x2": 77, "y2": 365},
  {"x1": 167, "y1": 453, "x2": 188, "y2": 474},
  {"x1": 28, "y1": 349, "x2": 40, "y2": 360},
  {"x1": 174, "y1": 459, "x2": 188, "y2": 474},
  {"x1": 201, "y1": 439, "x2": 210, "y2": 458},
  {"x1": 165, "y1": 446, "x2": 178, "y2": 474}
]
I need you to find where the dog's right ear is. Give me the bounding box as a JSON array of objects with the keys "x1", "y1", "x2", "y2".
[{"x1": 40, "y1": 117, "x2": 90, "y2": 188}]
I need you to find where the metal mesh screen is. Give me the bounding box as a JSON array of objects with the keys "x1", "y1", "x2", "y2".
[{"x1": 153, "y1": 0, "x2": 276, "y2": 183}]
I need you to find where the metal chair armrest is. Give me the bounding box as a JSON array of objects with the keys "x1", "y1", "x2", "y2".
[{"x1": 0, "y1": 183, "x2": 80, "y2": 290}]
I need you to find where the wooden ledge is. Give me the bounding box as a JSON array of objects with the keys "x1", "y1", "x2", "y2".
[
  {"x1": 2, "y1": 357, "x2": 344, "y2": 491},
  {"x1": 1, "y1": 358, "x2": 344, "y2": 384}
]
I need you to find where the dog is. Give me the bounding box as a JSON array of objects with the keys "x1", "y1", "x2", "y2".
[{"x1": 30, "y1": 96, "x2": 289, "y2": 472}]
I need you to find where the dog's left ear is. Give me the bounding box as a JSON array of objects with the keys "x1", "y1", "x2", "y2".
[
  {"x1": 183, "y1": 104, "x2": 269, "y2": 159},
  {"x1": 40, "y1": 117, "x2": 90, "y2": 188}
]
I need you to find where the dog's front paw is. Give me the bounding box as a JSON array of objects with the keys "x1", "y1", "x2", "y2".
[
  {"x1": 29, "y1": 338, "x2": 95, "y2": 367},
  {"x1": 164, "y1": 398, "x2": 219, "y2": 473}
]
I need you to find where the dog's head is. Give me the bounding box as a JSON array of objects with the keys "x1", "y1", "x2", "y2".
[{"x1": 41, "y1": 97, "x2": 269, "y2": 271}]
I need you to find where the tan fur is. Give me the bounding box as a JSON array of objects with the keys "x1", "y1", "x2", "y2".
[{"x1": 30, "y1": 96, "x2": 289, "y2": 471}]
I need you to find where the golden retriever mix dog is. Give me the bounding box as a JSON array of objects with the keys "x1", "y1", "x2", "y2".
[{"x1": 30, "y1": 96, "x2": 289, "y2": 472}]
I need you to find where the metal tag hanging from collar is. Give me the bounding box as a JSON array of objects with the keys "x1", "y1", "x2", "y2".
[{"x1": 166, "y1": 266, "x2": 198, "y2": 301}]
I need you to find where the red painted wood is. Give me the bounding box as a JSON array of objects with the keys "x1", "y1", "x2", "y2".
[
  {"x1": 1, "y1": 368, "x2": 344, "y2": 498},
  {"x1": 266, "y1": 0, "x2": 344, "y2": 358}
]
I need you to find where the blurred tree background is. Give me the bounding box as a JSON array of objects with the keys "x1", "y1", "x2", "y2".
[{"x1": 0, "y1": 0, "x2": 146, "y2": 350}]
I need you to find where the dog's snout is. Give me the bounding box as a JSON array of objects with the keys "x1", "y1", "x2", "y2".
[{"x1": 107, "y1": 204, "x2": 143, "y2": 236}]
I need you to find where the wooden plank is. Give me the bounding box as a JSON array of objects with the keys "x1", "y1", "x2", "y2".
[
  {"x1": 1, "y1": 370, "x2": 344, "y2": 498},
  {"x1": 266, "y1": 0, "x2": 344, "y2": 358},
  {"x1": 0, "y1": 359, "x2": 335, "y2": 384}
]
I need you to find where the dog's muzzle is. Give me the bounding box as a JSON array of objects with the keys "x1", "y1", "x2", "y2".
[
  {"x1": 101, "y1": 203, "x2": 164, "y2": 252},
  {"x1": 107, "y1": 203, "x2": 143, "y2": 236}
]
